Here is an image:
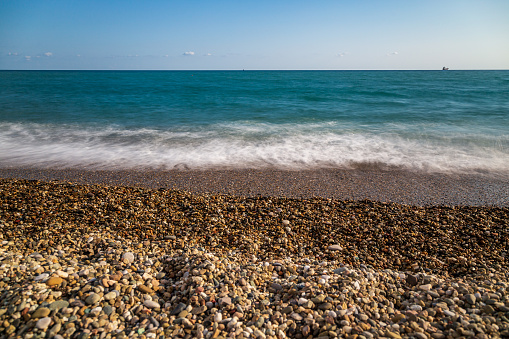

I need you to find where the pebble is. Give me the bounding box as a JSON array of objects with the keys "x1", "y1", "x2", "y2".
[
  {"x1": 143, "y1": 300, "x2": 160, "y2": 309},
  {"x1": 35, "y1": 317, "x2": 52, "y2": 329},
  {"x1": 85, "y1": 293, "x2": 101, "y2": 305},
  {"x1": 46, "y1": 276, "x2": 63, "y2": 286}
]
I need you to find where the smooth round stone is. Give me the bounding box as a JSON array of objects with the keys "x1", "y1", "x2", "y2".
[
  {"x1": 103, "y1": 305, "x2": 114, "y2": 316},
  {"x1": 34, "y1": 273, "x2": 49, "y2": 281},
  {"x1": 36, "y1": 317, "x2": 52, "y2": 329},
  {"x1": 49, "y1": 300, "x2": 70, "y2": 311},
  {"x1": 298, "y1": 298, "x2": 308, "y2": 305},
  {"x1": 56, "y1": 270, "x2": 69, "y2": 278},
  {"x1": 104, "y1": 291, "x2": 117, "y2": 301},
  {"x1": 143, "y1": 300, "x2": 160, "y2": 309},
  {"x1": 419, "y1": 284, "x2": 432, "y2": 291},
  {"x1": 318, "y1": 302, "x2": 333, "y2": 310},
  {"x1": 46, "y1": 277, "x2": 63, "y2": 286},
  {"x1": 85, "y1": 293, "x2": 101, "y2": 305},
  {"x1": 443, "y1": 310, "x2": 456, "y2": 317},
  {"x1": 328, "y1": 244, "x2": 342, "y2": 251},
  {"x1": 122, "y1": 252, "x2": 135, "y2": 263},
  {"x1": 465, "y1": 294, "x2": 476, "y2": 304},
  {"x1": 291, "y1": 313, "x2": 303, "y2": 321},
  {"x1": 32, "y1": 307, "x2": 51, "y2": 318}
]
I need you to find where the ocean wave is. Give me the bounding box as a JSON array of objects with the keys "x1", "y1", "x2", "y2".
[{"x1": 0, "y1": 122, "x2": 508, "y2": 174}]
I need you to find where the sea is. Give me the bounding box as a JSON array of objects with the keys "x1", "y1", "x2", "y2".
[{"x1": 1, "y1": 70, "x2": 508, "y2": 175}]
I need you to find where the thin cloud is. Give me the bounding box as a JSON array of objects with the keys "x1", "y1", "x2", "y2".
[
  {"x1": 183, "y1": 51, "x2": 195, "y2": 56},
  {"x1": 204, "y1": 53, "x2": 212, "y2": 56},
  {"x1": 25, "y1": 56, "x2": 31, "y2": 61},
  {"x1": 44, "y1": 52, "x2": 53, "y2": 57},
  {"x1": 8, "y1": 52, "x2": 18, "y2": 56},
  {"x1": 337, "y1": 52, "x2": 349, "y2": 57},
  {"x1": 387, "y1": 51, "x2": 399, "y2": 56}
]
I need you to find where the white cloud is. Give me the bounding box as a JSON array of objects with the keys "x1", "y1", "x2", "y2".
[
  {"x1": 204, "y1": 53, "x2": 212, "y2": 56},
  {"x1": 337, "y1": 52, "x2": 348, "y2": 57},
  {"x1": 387, "y1": 51, "x2": 399, "y2": 56},
  {"x1": 8, "y1": 52, "x2": 18, "y2": 56},
  {"x1": 183, "y1": 51, "x2": 195, "y2": 56},
  {"x1": 44, "y1": 52, "x2": 53, "y2": 57},
  {"x1": 163, "y1": 54, "x2": 169, "y2": 57},
  {"x1": 77, "y1": 54, "x2": 81, "y2": 57},
  {"x1": 25, "y1": 56, "x2": 31, "y2": 61}
]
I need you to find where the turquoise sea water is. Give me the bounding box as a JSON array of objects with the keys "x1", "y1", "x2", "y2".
[{"x1": 0, "y1": 70, "x2": 508, "y2": 174}]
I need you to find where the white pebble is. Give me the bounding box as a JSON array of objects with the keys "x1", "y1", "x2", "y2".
[{"x1": 36, "y1": 317, "x2": 52, "y2": 329}]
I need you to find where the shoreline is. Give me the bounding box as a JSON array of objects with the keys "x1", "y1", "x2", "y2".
[{"x1": 1, "y1": 167, "x2": 509, "y2": 207}]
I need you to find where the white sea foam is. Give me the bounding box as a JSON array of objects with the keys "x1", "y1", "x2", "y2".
[{"x1": 0, "y1": 122, "x2": 508, "y2": 174}]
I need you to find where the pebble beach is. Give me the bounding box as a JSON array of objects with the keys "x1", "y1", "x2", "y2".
[{"x1": 1, "y1": 173, "x2": 509, "y2": 339}]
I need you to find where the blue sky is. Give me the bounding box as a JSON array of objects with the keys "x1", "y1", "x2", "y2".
[{"x1": 1, "y1": 0, "x2": 508, "y2": 70}]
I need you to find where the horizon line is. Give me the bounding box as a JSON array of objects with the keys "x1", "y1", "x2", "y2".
[{"x1": 1, "y1": 68, "x2": 508, "y2": 72}]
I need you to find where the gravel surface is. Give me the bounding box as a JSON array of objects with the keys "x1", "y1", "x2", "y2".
[
  {"x1": 1, "y1": 178, "x2": 509, "y2": 338},
  {"x1": 0, "y1": 168, "x2": 508, "y2": 206}
]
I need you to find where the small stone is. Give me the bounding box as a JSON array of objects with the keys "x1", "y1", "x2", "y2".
[
  {"x1": 482, "y1": 305, "x2": 494, "y2": 314},
  {"x1": 122, "y1": 252, "x2": 135, "y2": 263},
  {"x1": 219, "y1": 296, "x2": 231, "y2": 306},
  {"x1": 143, "y1": 300, "x2": 160, "y2": 309},
  {"x1": 270, "y1": 282, "x2": 282, "y2": 291},
  {"x1": 328, "y1": 244, "x2": 342, "y2": 251},
  {"x1": 104, "y1": 291, "x2": 117, "y2": 300},
  {"x1": 386, "y1": 330, "x2": 402, "y2": 339},
  {"x1": 48, "y1": 322, "x2": 62, "y2": 337},
  {"x1": 49, "y1": 300, "x2": 70, "y2": 311},
  {"x1": 465, "y1": 294, "x2": 476, "y2": 304},
  {"x1": 137, "y1": 284, "x2": 154, "y2": 294},
  {"x1": 406, "y1": 275, "x2": 418, "y2": 286},
  {"x1": 36, "y1": 317, "x2": 52, "y2": 329},
  {"x1": 291, "y1": 312, "x2": 303, "y2": 321},
  {"x1": 419, "y1": 284, "x2": 432, "y2": 291},
  {"x1": 333, "y1": 267, "x2": 348, "y2": 274},
  {"x1": 318, "y1": 302, "x2": 333, "y2": 310},
  {"x1": 443, "y1": 310, "x2": 456, "y2": 317},
  {"x1": 103, "y1": 305, "x2": 113, "y2": 316},
  {"x1": 170, "y1": 303, "x2": 187, "y2": 315},
  {"x1": 34, "y1": 273, "x2": 49, "y2": 281}
]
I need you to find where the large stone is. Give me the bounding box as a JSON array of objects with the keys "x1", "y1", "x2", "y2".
[
  {"x1": 328, "y1": 244, "x2": 342, "y2": 251},
  {"x1": 46, "y1": 277, "x2": 63, "y2": 286},
  {"x1": 32, "y1": 307, "x2": 51, "y2": 318},
  {"x1": 85, "y1": 293, "x2": 101, "y2": 305},
  {"x1": 49, "y1": 300, "x2": 69, "y2": 311}
]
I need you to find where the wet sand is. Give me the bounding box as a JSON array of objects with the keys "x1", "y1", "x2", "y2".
[{"x1": 1, "y1": 167, "x2": 508, "y2": 206}]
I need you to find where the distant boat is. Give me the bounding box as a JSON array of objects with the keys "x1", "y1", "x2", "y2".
[{"x1": 442, "y1": 67, "x2": 449, "y2": 70}]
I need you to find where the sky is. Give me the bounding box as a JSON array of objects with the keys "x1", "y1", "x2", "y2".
[{"x1": 1, "y1": 0, "x2": 508, "y2": 70}]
